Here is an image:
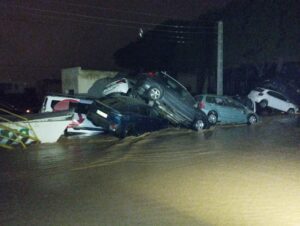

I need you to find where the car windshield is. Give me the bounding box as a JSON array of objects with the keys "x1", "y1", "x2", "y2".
[
  {"x1": 254, "y1": 87, "x2": 265, "y2": 92},
  {"x1": 159, "y1": 72, "x2": 196, "y2": 105}
]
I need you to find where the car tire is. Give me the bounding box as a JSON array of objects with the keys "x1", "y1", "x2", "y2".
[
  {"x1": 247, "y1": 114, "x2": 258, "y2": 125},
  {"x1": 259, "y1": 99, "x2": 268, "y2": 108},
  {"x1": 116, "y1": 126, "x2": 129, "y2": 139},
  {"x1": 287, "y1": 108, "x2": 295, "y2": 114},
  {"x1": 207, "y1": 111, "x2": 218, "y2": 125},
  {"x1": 148, "y1": 87, "x2": 162, "y2": 101},
  {"x1": 193, "y1": 117, "x2": 209, "y2": 131}
]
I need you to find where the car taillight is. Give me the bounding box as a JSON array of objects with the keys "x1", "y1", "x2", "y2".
[
  {"x1": 258, "y1": 93, "x2": 263, "y2": 96},
  {"x1": 116, "y1": 79, "x2": 126, "y2": 84},
  {"x1": 109, "y1": 123, "x2": 118, "y2": 131},
  {"x1": 147, "y1": 72, "x2": 156, "y2": 77},
  {"x1": 198, "y1": 101, "x2": 205, "y2": 109}
]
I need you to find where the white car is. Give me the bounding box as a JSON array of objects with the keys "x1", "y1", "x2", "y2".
[
  {"x1": 102, "y1": 78, "x2": 132, "y2": 96},
  {"x1": 41, "y1": 94, "x2": 104, "y2": 135},
  {"x1": 248, "y1": 87, "x2": 299, "y2": 114}
]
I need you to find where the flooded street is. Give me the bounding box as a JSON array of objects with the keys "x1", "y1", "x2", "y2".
[{"x1": 1, "y1": 115, "x2": 300, "y2": 226}]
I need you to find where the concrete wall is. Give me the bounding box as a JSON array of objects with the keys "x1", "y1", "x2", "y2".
[
  {"x1": 61, "y1": 67, "x2": 118, "y2": 94},
  {"x1": 61, "y1": 67, "x2": 80, "y2": 94}
]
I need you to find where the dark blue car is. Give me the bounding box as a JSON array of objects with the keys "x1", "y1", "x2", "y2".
[{"x1": 87, "y1": 96, "x2": 169, "y2": 138}]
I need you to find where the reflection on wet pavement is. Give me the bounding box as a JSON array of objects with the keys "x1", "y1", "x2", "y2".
[{"x1": 0, "y1": 115, "x2": 300, "y2": 225}]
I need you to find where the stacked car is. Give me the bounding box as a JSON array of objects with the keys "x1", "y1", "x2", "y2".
[
  {"x1": 40, "y1": 71, "x2": 268, "y2": 138},
  {"x1": 248, "y1": 87, "x2": 299, "y2": 114},
  {"x1": 86, "y1": 71, "x2": 211, "y2": 137}
]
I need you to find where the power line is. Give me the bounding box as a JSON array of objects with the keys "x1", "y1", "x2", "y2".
[
  {"x1": 18, "y1": 0, "x2": 219, "y2": 22},
  {"x1": 1, "y1": 2, "x2": 216, "y2": 31},
  {"x1": 2, "y1": 12, "x2": 216, "y2": 44},
  {"x1": 37, "y1": 0, "x2": 179, "y2": 20},
  {"x1": 2, "y1": 10, "x2": 217, "y2": 36},
  {"x1": 2, "y1": 11, "x2": 217, "y2": 36}
]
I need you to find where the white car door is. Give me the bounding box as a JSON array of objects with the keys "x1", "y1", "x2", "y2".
[{"x1": 266, "y1": 91, "x2": 289, "y2": 112}]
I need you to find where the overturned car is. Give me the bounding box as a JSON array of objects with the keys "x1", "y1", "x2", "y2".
[{"x1": 133, "y1": 71, "x2": 210, "y2": 131}]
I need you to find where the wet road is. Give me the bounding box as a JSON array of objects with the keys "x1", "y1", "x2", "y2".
[{"x1": 0, "y1": 115, "x2": 300, "y2": 226}]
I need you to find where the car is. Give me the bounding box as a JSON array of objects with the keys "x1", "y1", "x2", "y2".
[
  {"x1": 40, "y1": 94, "x2": 104, "y2": 135},
  {"x1": 248, "y1": 87, "x2": 299, "y2": 114},
  {"x1": 133, "y1": 71, "x2": 210, "y2": 131},
  {"x1": 88, "y1": 72, "x2": 136, "y2": 98},
  {"x1": 259, "y1": 78, "x2": 300, "y2": 105},
  {"x1": 87, "y1": 96, "x2": 170, "y2": 138},
  {"x1": 194, "y1": 94, "x2": 258, "y2": 125},
  {"x1": 102, "y1": 78, "x2": 133, "y2": 96}
]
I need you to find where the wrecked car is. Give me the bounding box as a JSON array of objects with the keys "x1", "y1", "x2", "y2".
[
  {"x1": 133, "y1": 71, "x2": 210, "y2": 131},
  {"x1": 41, "y1": 94, "x2": 104, "y2": 135},
  {"x1": 102, "y1": 78, "x2": 134, "y2": 97},
  {"x1": 248, "y1": 87, "x2": 299, "y2": 114},
  {"x1": 87, "y1": 72, "x2": 136, "y2": 98},
  {"x1": 195, "y1": 94, "x2": 258, "y2": 125},
  {"x1": 87, "y1": 96, "x2": 169, "y2": 138}
]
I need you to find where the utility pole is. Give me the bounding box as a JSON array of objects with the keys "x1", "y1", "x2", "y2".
[{"x1": 217, "y1": 21, "x2": 223, "y2": 95}]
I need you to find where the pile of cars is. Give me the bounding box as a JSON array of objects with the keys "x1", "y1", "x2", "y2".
[{"x1": 40, "y1": 71, "x2": 265, "y2": 138}]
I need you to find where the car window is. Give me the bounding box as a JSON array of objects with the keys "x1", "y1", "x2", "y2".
[
  {"x1": 160, "y1": 73, "x2": 196, "y2": 105},
  {"x1": 51, "y1": 100, "x2": 60, "y2": 109},
  {"x1": 206, "y1": 96, "x2": 216, "y2": 104},
  {"x1": 225, "y1": 97, "x2": 243, "y2": 108},
  {"x1": 267, "y1": 91, "x2": 287, "y2": 101},
  {"x1": 76, "y1": 103, "x2": 90, "y2": 114},
  {"x1": 215, "y1": 97, "x2": 224, "y2": 105}
]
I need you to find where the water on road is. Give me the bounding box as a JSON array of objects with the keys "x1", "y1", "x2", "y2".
[{"x1": 0, "y1": 115, "x2": 300, "y2": 225}]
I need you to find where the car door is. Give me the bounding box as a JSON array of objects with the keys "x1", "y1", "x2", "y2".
[
  {"x1": 266, "y1": 91, "x2": 289, "y2": 111},
  {"x1": 133, "y1": 105, "x2": 155, "y2": 133},
  {"x1": 213, "y1": 97, "x2": 234, "y2": 123},
  {"x1": 226, "y1": 98, "x2": 247, "y2": 123}
]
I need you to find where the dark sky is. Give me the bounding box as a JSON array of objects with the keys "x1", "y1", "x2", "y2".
[{"x1": 0, "y1": 0, "x2": 231, "y2": 83}]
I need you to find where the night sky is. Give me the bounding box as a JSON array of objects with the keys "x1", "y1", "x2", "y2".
[{"x1": 0, "y1": 0, "x2": 230, "y2": 83}]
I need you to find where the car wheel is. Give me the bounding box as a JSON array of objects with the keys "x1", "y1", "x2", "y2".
[
  {"x1": 193, "y1": 118, "x2": 209, "y2": 131},
  {"x1": 148, "y1": 87, "x2": 162, "y2": 101},
  {"x1": 247, "y1": 114, "x2": 258, "y2": 125},
  {"x1": 287, "y1": 108, "x2": 295, "y2": 114},
  {"x1": 259, "y1": 99, "x2": 268, "y2": 108},
  {"x1": 207, "y1": 111, "x2": 218, "y2": 125},
  {"x1": 116, "y1": 126, "x2": 129, "y2": 139}
]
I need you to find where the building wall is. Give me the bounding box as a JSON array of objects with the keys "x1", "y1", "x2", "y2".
[
  {"x1": 61, "y1": 67, "x2": 118, "y2": 94},
  {"x1": 61, "y1": 67, "x2": 80, "y2": 94}
]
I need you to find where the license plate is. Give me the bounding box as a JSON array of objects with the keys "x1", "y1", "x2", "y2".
[{"x1": 96, "y1": 110, "x2": 108, "y2": 118}]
